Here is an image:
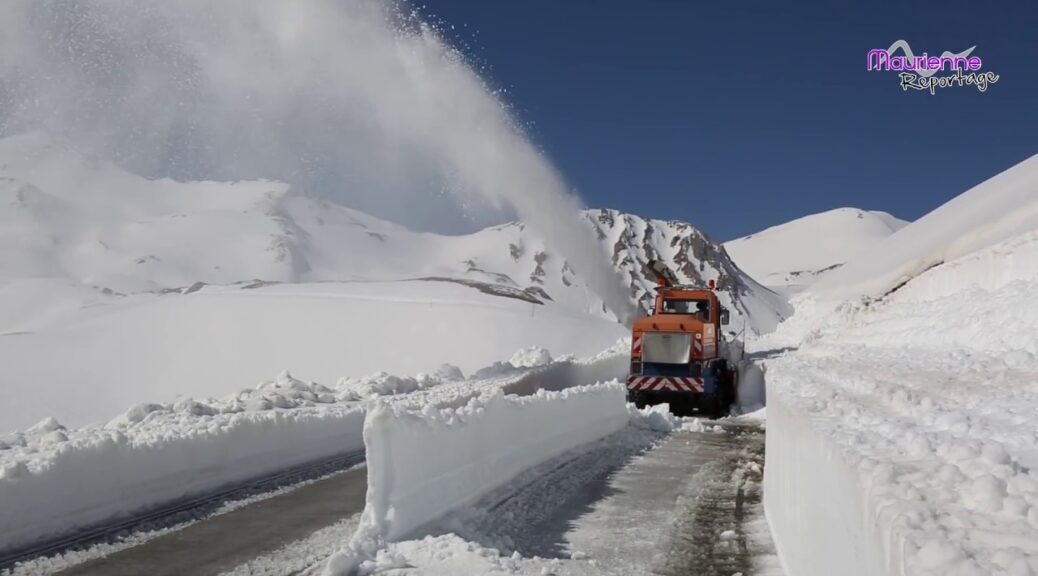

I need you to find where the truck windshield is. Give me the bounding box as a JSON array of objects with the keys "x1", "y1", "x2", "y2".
[{"x1": 662, "y1": 299, "x2": 710, "y2": 319}]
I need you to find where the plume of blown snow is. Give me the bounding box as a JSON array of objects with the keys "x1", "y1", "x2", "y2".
[{"x1": 0, "y1": 0, "x2": 635, "y2": 323}]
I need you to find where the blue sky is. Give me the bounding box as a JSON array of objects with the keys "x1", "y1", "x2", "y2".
[{"x1": 422, "y1": 0, "x2": 1037, "y2": 241}]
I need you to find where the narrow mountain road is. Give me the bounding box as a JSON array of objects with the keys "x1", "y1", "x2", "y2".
[
  {"x1": 27, "y1": 418, "x2": 780, "y2": 576},
  {"x1": 653, "y1": 422, "x2": 775, "y2": 576},
  {"x1": 562, "y1": 420, "x2": 781, "y2": 576},
  {"x1": 56, "y1": 468, "x2": 367, "y2": 576}
]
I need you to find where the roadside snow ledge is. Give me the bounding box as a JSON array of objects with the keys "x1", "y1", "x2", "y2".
[
  {"x1": 765, "y1": 390, "x2": 888, "y2": 576},
  {"x1": 325, "y1": 382, "x2": 630, "y2": 574}
]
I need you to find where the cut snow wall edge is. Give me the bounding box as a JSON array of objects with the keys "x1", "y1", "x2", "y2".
[
  {"x1": 0, "y1": 408, "x2": 366, "y2": 554},
  {"x1": 764, "y1": 392, "x2": 892, "y2": 576},
  {"x1": 763, "y1": 384, "x2": 925, "y2": 576},
  {"x1": 326, "y1": 382, "x2": 631, "y2": 573}
]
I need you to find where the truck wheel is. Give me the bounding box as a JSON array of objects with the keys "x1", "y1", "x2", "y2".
[
  {"x1": 722, "y1": 370, "x2": 738, "y2": 417},
  {"x1": 705, "y1": 394, "x2": 724, "y2": 419},
  {"x1": 628, "y1": 390, "x2": 649, "y2": 409}
]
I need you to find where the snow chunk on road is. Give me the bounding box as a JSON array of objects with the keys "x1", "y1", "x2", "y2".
[
  {"x1": 433, "y1": 363, "x2": 465, "y2": 382},
  {"x1": 336, "y1": 372, "x2": 438, "y2": 400},
  {"x1": 509, "y1": 346, "x2": 554, "y2": 368}
]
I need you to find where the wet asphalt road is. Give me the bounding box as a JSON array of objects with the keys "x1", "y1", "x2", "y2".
[
  {"x1": 56, "y1": 467, "x2": 367, "y2": 576},
  {"x1": 560, "y1": 420, "x2": 776, "y2": 576},
  {"x1": 654, "y1": 423, "x2": 768, "y2": 576}
]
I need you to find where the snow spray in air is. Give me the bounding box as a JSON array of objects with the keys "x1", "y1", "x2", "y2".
[{"x1": 0, "y1": 0, "x2": 636, "y2": 323}]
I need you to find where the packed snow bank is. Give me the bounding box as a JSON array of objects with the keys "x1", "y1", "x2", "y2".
[
  {"x1": 324, "y1": 382, "x2": 631, "y2": 573},
  {"x1": 329, "y1": 412, "x2": 764, "y2": 576},
  {"x1": 764, "y1": 230, "x2": 1038, "y2": 575},
  {"x1": 0, "y1": 339, "x2": 629, "y2": 559},
  {"x1": 764, "y1": 155, "x2": 1038, "y2": 348},
  {"x1": 815, "y1": 238, "x2": 1038, "y2": 359},
  {"x1": 767, "y1": 348, "x2": 1038, "y2": 576},
  {"x1": 0, "y1": 280, "x2": 626, "y2": 432},
  {"x1": 0, "y1": 385, "x2": 365, "y2": 555},
  {"x1": 765, "y1": 387, "x2": 887, "y2": 576},
  {"x1": 788, "y1": 231, "x2": 1038, "y2": 357}
]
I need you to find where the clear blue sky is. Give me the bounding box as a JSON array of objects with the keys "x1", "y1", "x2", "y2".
[{"x1": 422, "y1": 0, "x2": 1037, "y2": 241}]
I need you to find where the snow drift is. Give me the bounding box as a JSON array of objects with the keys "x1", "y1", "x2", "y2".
[
  {"x1": 763, "y1": 161, "x2": 1038, "y2": 576},
  {"x1": 0, "y1": 341, "x2": 632, "y2": 560},
  {"x1": 0, "y1": 280, "x2": 626, "y2": 431},
  {"x1": 812, "y1": 155, "x2": 1038, "y2": 304},
  {"x1": 325, "y1": 382, "x2": 631, "y2": 573},
  {"x1": 765, "y1": 154, "x2": 1038, "y2": 348},
  {"x1": 0, "y1": 392, "x2": 365, "y2": 555}
]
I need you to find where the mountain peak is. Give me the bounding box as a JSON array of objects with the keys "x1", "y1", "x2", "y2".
[{"x1": 723, "y1": 207, "x2": 909, "y2": 295}]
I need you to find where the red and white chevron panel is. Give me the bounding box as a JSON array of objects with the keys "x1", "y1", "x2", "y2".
[
  {"x1": 631, "y1": 335, "x2": 643, "y2": 356},
  {"x1": 626, "y1": 375, "x2": 704, "y2": 392}
]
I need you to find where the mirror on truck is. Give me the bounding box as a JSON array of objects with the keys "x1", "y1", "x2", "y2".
[{"x1": 720, "y1": 307, "x2": 730, "y2": 325}]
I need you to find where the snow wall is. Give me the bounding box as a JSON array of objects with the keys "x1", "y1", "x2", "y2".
[
  {"x1": 765, "y1": 392, "x2": 890, "y2": 576},
  {"x1": 0, "y1": 406, "x2": 365, "y2": 554},
  {"x1": 326, "y1": 382, "x2": 630, "y2": 573},
  {"x1": 765, "y1": 230, "x2": 1038, "y2": 576}
]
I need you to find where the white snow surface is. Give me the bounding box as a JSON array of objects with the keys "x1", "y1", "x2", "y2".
[
  {"x1": 813, "y1": 155, "x2": 1038, "y2": 304},
  {"x1": 0, "y1": 342, "x2": 631, "y2": 560},
  {"x1": 320, "y1": 412, "x2": 781, "y2": 576},
  {"x1": 0, "y1": 370, "x2": 366, "y2": 554},
  {"x1": 324, "y1": 381, "x2": 632, "y2": 573},
  {"x1": 0, "y1": 131, "x2": 792, "y2": 431},
  {"x1": 764, "y1": 227, "x2": 1038, "y2": 574},
  {"x1": 763, "y1": 155, "x2": 1038, "y2": 350},
  {"x1": 0, "y1": 281, "x2": 626, "y2": 432},
  {"x1": 724, "y1": 207, "x2": 907, "y2": 294}
]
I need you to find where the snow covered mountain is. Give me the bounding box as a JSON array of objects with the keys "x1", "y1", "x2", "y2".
[
  {"x1": 0, "y1": 131, "x2": 785, "y2": 430},
  {"x1": 584, "y1": 209, "x2": 790, "y2": 333},
  {"x1": 0, "y1": 131, "x2": 787, "y2": 335},
  {"x1": 723, "y1": 208, "x2": 908, "y2": 295}
]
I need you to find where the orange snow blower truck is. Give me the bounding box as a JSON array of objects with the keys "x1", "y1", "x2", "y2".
[{"x1": 627, "y1": 260, "x2": 737, "y2": 417}]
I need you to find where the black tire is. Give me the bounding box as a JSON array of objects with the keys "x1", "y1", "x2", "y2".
[
  {"x1": 628, "y1": 389, "x2": 649, "y2": 409},
  {"x1": 717, "y1": 368, "x2": 736, "y2": 417},
  {"x1": 703, "y1": 393, "x2": 724, "y2": 419},
  {"x1": 729, "y1": 369, "x2": 739, "y2": 409}
]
